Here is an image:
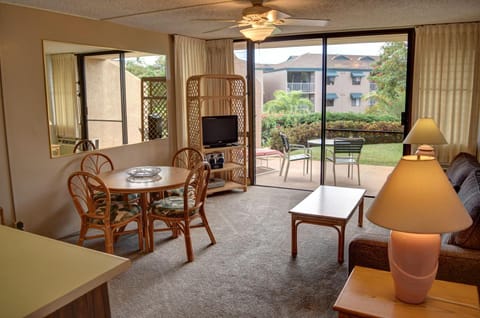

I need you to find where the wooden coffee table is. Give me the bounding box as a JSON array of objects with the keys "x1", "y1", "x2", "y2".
[{"x1": 289, "y1": 185, "x2": 366, "y2": 264}]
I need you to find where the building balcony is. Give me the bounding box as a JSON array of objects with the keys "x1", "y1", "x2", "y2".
[{"x1": 287, "y1": 82, "x2": 315, "y2": 93}]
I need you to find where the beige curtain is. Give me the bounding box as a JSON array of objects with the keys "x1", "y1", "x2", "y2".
[
  {"x1": 204, "y1": 39, "x2": 235, "y2": 116},
  {"x1": 174, "y1": 35, "x2": 206, "y2": 148},
  {"x1": 412, "y1": 22, "x2": 480, "y2": 163},
  {"x1": 206, "y1": 39, "x2": 234, "y2": 74},
  {"x1": 51, "y1": 53, "x2": 80, "y2": 138},
  {"x1": 173, "y1": 36, "x2": 234, "y2": 148}
]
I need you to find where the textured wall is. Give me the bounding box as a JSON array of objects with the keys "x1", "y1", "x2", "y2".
[{"x1": 0, "y1": 3, "x2": 173, "y2": 238}]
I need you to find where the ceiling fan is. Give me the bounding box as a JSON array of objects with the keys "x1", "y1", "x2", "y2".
[{"x1": 198, "y1": 0, "x2": 329, "y2": 42}]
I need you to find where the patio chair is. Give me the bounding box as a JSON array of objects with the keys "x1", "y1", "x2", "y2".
[
  {"x1": 326, "y1": 137, "x2": 365, "y2": 185},
  {"x1": 279, "y1": 132, "x2": 312, "y2": 182},
  {"x1": 149, "y1": 161, "x2": 216, "y2": 261}
]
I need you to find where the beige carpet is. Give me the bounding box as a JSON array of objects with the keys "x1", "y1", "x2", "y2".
[{"x1": 71, "y1": 186, "x2": 387, "y2": 318}]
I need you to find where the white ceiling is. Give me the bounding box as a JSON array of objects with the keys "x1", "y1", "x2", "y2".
[{"x1": 2, "y1": 0, "x2": 480, "y2": 40}]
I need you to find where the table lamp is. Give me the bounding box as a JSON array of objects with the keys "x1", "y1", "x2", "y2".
[
  {"x1": 366, "y1": 155, "x2": 472, "y2": 304},
  {"x1": 403, "y1": 118, "x2": 447, "y2": 156}
]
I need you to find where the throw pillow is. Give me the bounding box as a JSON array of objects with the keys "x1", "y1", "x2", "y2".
[
  {"x1": 446, "y1": 152, "x2": 480, "y2": 192},
  {"x1": 448, "y1": 170, "x2": 480, "y2": 250}
]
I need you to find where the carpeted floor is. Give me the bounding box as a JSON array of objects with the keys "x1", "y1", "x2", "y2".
[{"x1": 73, "y1": 186, "x2": 387, "y2": 318}]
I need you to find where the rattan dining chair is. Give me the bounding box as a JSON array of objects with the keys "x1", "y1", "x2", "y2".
[
  {"x1": 67, "y1": 171, "x2": 143, "y2": 254},
  {"x1": 148, "y1": 161, "x2": 216, "y2": 261},
  {"x1": 172, "y1": 147, "x2": 204, "y2": 169},
  {"x1": 80, "y1": 152, "x2": 114, "y2": 175},
  {"x1": 326, "y1": 137, "x2": 365, "y2": 185},
  {"x1": 73, "y1": 139, "x2": 96, "y2": 153},
  {"x1": 164, "y1": 147, "x2": 204, "y2": 197},
  {"x1": 80, "y1": 152, "x2": 139, "y2": 203}
]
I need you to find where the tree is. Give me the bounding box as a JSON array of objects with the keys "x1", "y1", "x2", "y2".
[
  {"x1": 366, "y1": 42, "x2": 407, "y2": 119},
  {"x1": 263, "y1": 90, "x2": 314, "y2": 114},
  {"x1": 126, "y1": 56, "x2": 166, "y2": 78}
]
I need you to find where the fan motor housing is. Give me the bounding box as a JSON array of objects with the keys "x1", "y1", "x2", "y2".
[{"x1": 242, "y1": 5, "x2": 271, "y2": 20}]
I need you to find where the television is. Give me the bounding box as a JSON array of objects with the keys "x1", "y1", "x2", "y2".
[{"x1": 202, "y1": 115, "x2": 239, "y2": 148}]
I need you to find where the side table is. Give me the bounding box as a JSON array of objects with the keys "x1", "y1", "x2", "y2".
[{"x1": 334, "y1": 266, "x2": 480, "y2": 318}]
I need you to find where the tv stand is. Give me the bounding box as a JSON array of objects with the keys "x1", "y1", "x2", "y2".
[{"x1": 187, "y1": 74, "x2": 247, "y2": 195}]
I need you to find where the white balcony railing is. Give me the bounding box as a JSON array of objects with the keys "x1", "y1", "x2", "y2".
[{"x1": 287, "y1": 82, "x2": 315, "y2": 93}]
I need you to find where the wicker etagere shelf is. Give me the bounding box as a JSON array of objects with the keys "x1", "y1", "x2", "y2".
[{"x1": 186, "y1": 74, "x2": 247, "y2": 195}]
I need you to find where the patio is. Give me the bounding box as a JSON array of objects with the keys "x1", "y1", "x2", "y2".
[{"x1": 255, "y1": 156, "x2": 394, "y2": 197}]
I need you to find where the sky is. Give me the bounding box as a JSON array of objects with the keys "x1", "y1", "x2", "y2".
[{"x1": 235, "y1": 42, "x2": 386, "y2": 64}]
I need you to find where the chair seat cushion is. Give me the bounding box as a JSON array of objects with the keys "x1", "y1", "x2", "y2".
[
  {"x1": 94, "y1": 191, "x2": 140, "y2": 203},
  {"x1": 164, "y1": 187, "x2": 184, "y2": 197},
  {"x1": 151, "y1": 196, "x2": 197, "y2": 218},
  {"x1": 89, "y1": 201, "x2": 141, "y2": 225}
]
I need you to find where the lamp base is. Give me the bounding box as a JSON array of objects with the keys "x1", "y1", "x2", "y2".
[
  {"x1": 415, "y1": 144, "x2": 435, "y2": 157},
  {"x1": 388, "y1": 231, "x2": 440, "y2": 304}
]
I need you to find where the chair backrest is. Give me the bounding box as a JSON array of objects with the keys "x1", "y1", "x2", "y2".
[
  {"x1": 334, "y1": 138, "x2": 365, "y2": 155},
  {"x1": 67, "y1": 171, "x2": 112, "y2": 225},
  {"x1": 172, "y1": 147, "x2": 204, "y2": 169},
  {"x1": 279, "y1": 132, "x2": 290, "y2": 153},
  {"x1": 183, "y1": 161, "x2": 211, "y2": 214},
  {"x1": 73, "y1": 139, "x2": 96, "y2": 153},
  {"x1": 80, "y1": 152, "x2": 114, "y2": 175}
]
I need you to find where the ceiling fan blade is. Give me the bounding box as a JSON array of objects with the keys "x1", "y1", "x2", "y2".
[
  {"x1": 192, "y1": 19, "x2": 237, "y2": 23},
  {"x1": 266, "y1": 9, "x2": 290, "y2": 22},
  {"x1": 203, "y1": 22, "x2": 247, "y2": 33},
  {"x1": 282, "y1": 18, "x2": 329, "y2": 27},
  {"x1": 203, "y1": 25, "x2": 237, "y2": 34}
]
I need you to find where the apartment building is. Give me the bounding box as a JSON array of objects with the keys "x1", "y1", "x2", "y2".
[{"x1": 260, "y1": 53, "x2": 378, "y2": 113}]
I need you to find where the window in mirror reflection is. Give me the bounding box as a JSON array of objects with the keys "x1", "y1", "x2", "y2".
[{"x1": 43, "y1": 41, "x2": 168, "y2": 158}]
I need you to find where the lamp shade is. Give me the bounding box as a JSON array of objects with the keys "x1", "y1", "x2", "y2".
[
  {"x1": 403, "y1": 118, "x2": 447, "y2": 145},
  {"x1": 367, "y1": 155, "x2": 472, "y2": 234},
  {"x1": 240, "y1": 26, "x2": 276, "y2": 42}
]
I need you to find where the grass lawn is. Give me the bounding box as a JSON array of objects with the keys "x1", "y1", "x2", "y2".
[{"x1": 307, "y1": 143, "x2": 403, "y2": 166}]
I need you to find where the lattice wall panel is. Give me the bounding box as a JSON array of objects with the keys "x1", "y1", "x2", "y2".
[{"x1": 141, "y1": 77, "x2": 168, "y2": 141}]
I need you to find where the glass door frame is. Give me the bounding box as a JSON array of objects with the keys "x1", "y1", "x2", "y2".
[{"x1": 242, "y1": 28, "x2": 416, "y2": 188}]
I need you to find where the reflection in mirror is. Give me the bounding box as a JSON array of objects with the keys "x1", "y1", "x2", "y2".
[{"x1": 43, "y1": 40, "x2": 168, "y2": 158}]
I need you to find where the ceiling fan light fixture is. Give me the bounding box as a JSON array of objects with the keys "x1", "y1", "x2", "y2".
[{"x1": 240, "y1": 25, "x2": 276, "y2": 42}]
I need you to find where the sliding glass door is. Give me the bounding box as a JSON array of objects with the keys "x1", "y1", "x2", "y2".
[
  {"x1": 235, "y1": 30, "x2": 412, "y2": 197},
  {"x1": 321, "y1": 35, "x2": 408, "y2": 196}
]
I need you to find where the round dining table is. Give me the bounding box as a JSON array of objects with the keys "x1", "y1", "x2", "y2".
[{"x1": 97, "y1": 166, "x2": 190, "y2": 252}]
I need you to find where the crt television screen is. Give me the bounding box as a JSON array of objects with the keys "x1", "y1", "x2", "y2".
[{"x1": 202, "y1": 115, "x2": 238, "y2": 147}]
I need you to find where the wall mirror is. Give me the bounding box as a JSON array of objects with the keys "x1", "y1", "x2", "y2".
[{"x1": 43, "y1": 40, "x2": 168, "y2": 158}]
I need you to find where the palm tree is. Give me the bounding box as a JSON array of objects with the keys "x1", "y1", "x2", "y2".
[{"x1": 263, "y1": 90, "x2": 314, "y2": 114}]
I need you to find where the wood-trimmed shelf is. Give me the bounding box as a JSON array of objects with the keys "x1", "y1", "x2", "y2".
[{"x1": 186, "y1": 74, "x2": 248, "y2": 195}]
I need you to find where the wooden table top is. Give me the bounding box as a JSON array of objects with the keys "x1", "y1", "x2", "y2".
[
  {"x1": 289, "y1": 185, "x2": 366, "y2": 220},
  {"x1": 0, "y1": 225, "x2": 130, "y2": 318},
  {"x1": 334, "y1": 266, "x2": 480, "y2": 318},
  {"x1": 97, "y1": 166, "x2": 190, "y2": 193}
]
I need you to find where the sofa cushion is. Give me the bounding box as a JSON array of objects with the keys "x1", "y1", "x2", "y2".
[
  {"x1": 446, "y1": 152, "x2": 480, "y2": 191},
  {"x1": 447, "y1": 170, "x2": 480, "y2": 250}
]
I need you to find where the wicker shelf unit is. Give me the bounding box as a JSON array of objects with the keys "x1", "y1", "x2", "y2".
[{"x1": 186, "y1": 74, "x2": 247, "y2": 195}]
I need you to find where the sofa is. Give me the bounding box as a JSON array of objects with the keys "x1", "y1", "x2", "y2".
[{"x1": 348, "y1": 152, "x2": 480, "y2": 287}]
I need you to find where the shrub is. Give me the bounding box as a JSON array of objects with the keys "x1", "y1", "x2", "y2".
[{"x1": 266, "y1": 112, "x2": 403, "y2": 150}]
